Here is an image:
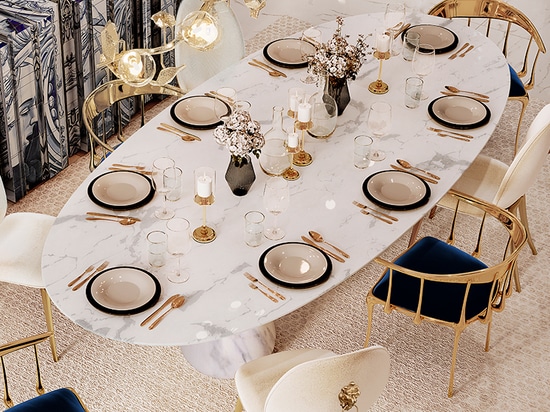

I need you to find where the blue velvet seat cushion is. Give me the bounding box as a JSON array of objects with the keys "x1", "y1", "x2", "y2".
[
  {"x1": 372, "y1": 236, "x2": 491, "y2": 324},
  {"x1": 9, "y1": 388, "x2": 86, "y2": 412},
  {"x1": 509, "y1": 64, "x2": 526, "y2": 97}
]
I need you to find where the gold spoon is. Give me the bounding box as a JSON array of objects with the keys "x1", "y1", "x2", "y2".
[
  {"x1": 396, "y1": 159, "x2": 441, "y2": 180},
  {"x1": 308, "y1": 230, "x2": 350, "y2": 259},
  {"x1": 85, "y1": 217, "x2": 137, "y2": 225},
  {"x1": 149, "y1": 296, "x2": 186, "y2": 330},
  {"x1": 156, "y1": 127, "x2": 197, "y2": 141},
  {"x1": 445, "y1": 86, "x2": 489, "y2": 100}
]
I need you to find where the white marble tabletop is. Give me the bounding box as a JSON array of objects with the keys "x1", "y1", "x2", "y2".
[{"x1": 42, "y1": 13, "x2": 509, "y2": 347}]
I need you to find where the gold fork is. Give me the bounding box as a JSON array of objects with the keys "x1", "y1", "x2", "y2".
[
  {"x1": 249, "y1": 283, "x2": 278, "y2": 303},
  {"x1": 244, "y1": 272, "x2": 285, "y2": 300}
]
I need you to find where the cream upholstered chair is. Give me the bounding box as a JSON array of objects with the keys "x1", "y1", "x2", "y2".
[
  {"x1": 434, "y1": 103, "x2": 550, "y2": 290},
  {"x1": 83, "y1": 79, "x2": 185, "y2": 171},
  {"x1": 1, "y1": 332, "x2": 88, "y2": 410},
  {"x1": 366, "y1": 190, "x2": 527, "y2": 397},
  {"x1": 234, "y1": 346, "x2": 390, "y2": 412},
  {"x1": 0, "y1": 178, "x2": 57, "y2": 362},
  {"x1": 428, "y1": 0, "x2": 547, "y2": 154}
]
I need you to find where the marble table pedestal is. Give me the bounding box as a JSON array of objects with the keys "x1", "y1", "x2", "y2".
[{"x1": 180, "y1": 322, "x2": 276, "y2": 379}]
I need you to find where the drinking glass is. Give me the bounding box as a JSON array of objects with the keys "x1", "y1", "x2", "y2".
[
  {"x1": 300, "y1": 28, "x2": 321, "y2": 84},
  {"x1": 263, "y1": 177, "x2": 290, "y2": 240},
  {"x1": 412, "y1": 44, "x2": 435, "y2": 99},
  {"x1": 166, "y1": 217, "x2": 191, "y2": 283},
  {"x1": 367, "y1": 102, "x2": 392, "y2": 161},
  {"x1": 163, "y1": 167, "x2": 183, "y2": 202},
  {"x1": 153, "y1": 157, "x2": 176, "y2": 219},
  {"x1": 384, "y1": 3, "x2": 406, "y2": 56}
]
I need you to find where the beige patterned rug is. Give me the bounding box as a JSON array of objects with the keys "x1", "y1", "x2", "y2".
[{"x1": 2, "y1": 16, "x2": 550, "y2": 412}]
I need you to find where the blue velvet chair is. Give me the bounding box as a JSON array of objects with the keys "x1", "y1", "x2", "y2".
[
  {"x1": 429, "y1": 0, "x2": 547, "y2": 154},
  {"x1": 365, "y1": 190, "x2": 527, "y2": 397},
  {"x1": 1, "y1": 333, "x2": 88, "y2": 411}
]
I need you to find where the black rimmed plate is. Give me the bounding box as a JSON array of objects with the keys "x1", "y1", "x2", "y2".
[
  {"x1": 362, "y1": 170, "x2": 431, "y2": 211},
  {"x1": 86, "y1": 266, "x2": 161, "y2": 315},
  {"x1": 402, "y1": 24, "x2": 459, "y2": 54},
  {"x1": 259, "y1": 242, "x2": 332, "y2": 289},
  {"x1": 428, "y1": 95, "x2": 491, "y2": 130},
  {"x1": 170, "y1": 95, "x2": 230, "y2": 130},
  {"x1": 88, "y1": 170, "x2": 155, "y2": 210},
  {"x1": 263, "y1": 38, "x2": 315, "y2": 68}
]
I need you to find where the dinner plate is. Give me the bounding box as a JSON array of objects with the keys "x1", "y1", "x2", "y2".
[
  {"x1": 428, "y1": 95, "x2": 491, "y2": 129},
  {"x1": 88, "y1": 170, "x2": 155, "y2": 210},
  {"x1": 86, "y1": 266, "x2": 161, "y2": 315},
  {"x1": 259, "y1": 242, "x2": 332, "y2": 288},
  {"x1": 263, "y1": 38, "x2": 315, "y2": 68},
  {"x1": 362, "y1": 170, "x2": 431, "y2": 210},
  {"x1": 170, "y1": 95, "x2": 230, "y2": 129},
  {"x1": 403, "y1": 24, "x2": 459, "y2": 54}
]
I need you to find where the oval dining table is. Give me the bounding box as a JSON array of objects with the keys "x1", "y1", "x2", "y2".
[{"x1": 42, "y1": 11, "x2": 510, "y2": 379}]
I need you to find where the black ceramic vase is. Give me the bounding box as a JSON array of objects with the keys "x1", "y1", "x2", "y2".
[{"x1": 225, "y1": 155, "x2": 256, "y2": 196}]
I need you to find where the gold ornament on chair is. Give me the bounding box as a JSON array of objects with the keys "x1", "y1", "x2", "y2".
[{"x1": 339, "y1": 381, "x2": 361, "y2": 411}]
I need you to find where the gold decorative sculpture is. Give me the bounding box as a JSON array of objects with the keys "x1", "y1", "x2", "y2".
[{"x1": 339, "y1": 381, "x2": 361, "y2": 411}]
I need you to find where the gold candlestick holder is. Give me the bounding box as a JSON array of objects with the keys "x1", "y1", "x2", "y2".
[
  {"x1": 282, "y1": 142, "x2": 300, "y2": 181},
  {"x1": 192, "y1": 194, "x2": 216, "y2": 243},
  {"x1": 369, "y1": 50, "x2": 391, "y2": 94},
  {"x1": 292, "y1": 120, "x2": 313, "y2": 166}
]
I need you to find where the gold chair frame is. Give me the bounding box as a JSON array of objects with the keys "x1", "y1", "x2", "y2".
[
  {"x1": 0, "y1": 332, "x2": 88, "y2": 409},
  {"x1": 428, "y1": 0, "x2": 547, "y2": 154},
  {"x1": 83, "y1": 79, "x2": 185, "y2": 171},
  {"x1": 365, "y1": 190, "x2": 527, "y2": 397}
]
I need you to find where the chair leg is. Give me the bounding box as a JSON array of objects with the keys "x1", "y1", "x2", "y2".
[
  {"x1": 484, "y1": 321, "x2": 492, "y2": 352},
  {"x1": 234, "y1": 397, "x2": 244, "y2": 412},
  {"x1": 364, "y1": 299, "x2": 375, "y2": 347},
  {"x1": 512, "y1": 96, "x2": 529, "y2": 156},
  {"x1": 516, "y1": 196, "x2": 537, "y2": 255},
  {"x1": 40, "y1": 289, "x2": 59, "y2": 362},
  {"x1": 408, "y1": 220, "x2": 423, "y2": 247},
  {"x1": 448, "y1": 328, "x2": 463, "y2": 398}
]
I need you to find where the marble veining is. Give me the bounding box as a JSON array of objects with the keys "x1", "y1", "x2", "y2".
[{"x1": 43, "y1": 13, "x2": 509, "y2": 350}]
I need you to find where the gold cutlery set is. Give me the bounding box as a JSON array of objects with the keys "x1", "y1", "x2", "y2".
[
  {"x1": 245, "y1": 272, "x2": 285, "y2": 303},
  {"x1": 449, "y1": 42, "x2": 474, "y2": 59},
  {"x1": 301, "y1": 230, "x2": 350, "y2": 263},
  {"x1": 140, "y1": 294, "x2": 186, "y2": 330},
  {"x1": 68, "y1": 261, "x2": 109, "y2": 291},
  {"x1": 427, "y1": 127, "x2": 474, "y2": 142},
  {"x1": 205, "y1": 90, "x2": 236, "y2": 105},
  {"x1": 248, "y1": 58, "x2": 287, "y2": 78},
  {"x1": 156, "y1": 123, "x2": 201, "y2": 141},
  {"x1": 86, "y1": 211, "x2": 140, "y2": 225},
  {"x1": 352, "y1": 201, "x2": 397, "y2": 224}
]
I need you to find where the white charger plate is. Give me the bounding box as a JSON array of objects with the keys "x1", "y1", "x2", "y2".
[
  {"x1": 170, "y1": 95, "x2": 230, "y2": 129},
  {"x1": 86, "y1": 266, "x2": 161, "y2": 315},
  {"x1": 88, "y1": 170, "x2": 155, "y2": 210},
  {"x1": 428, "y1": 95, "x2": 491, "y2": 129},
  {"x1": 403, "y1": 24, "x2": 459, "y2": 54},
  {"x1": 259, "y1": 242, "x2": 332, "y2": 288},
  {"x1": 362, "y1": 170, "x2": 430, "y2": 210},
  {"x1": 263, "y1": 38, "x2": 315, "y2": 68}
]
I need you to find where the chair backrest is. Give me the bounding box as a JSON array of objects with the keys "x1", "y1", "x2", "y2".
[
  {"x1": 428, "y1": 0, "x2": 546, "y2": 90},
  {"x1": 493, "y1": 103, "x2": 550, "y2": 208},
  {"x1": 264, "y1": 346, "x2": 390, "y2": 412},
  {"x1": 0, "y1": 332, "x2": 87, "y2": 410},
  {"x1": 375, "y1": 190, "x2": 527, "y2": 326},
  {"x1": 83, "y1": 79, "x2": 185, "y2": 170}
]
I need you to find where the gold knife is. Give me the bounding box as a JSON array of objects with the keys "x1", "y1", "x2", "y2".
[
  {"x1": 301, "y1": 236, "x2": 345, "y2": 263},
  {"x1": 393, "y1": 22, "x2": 411, "y2": 39},
  {"x1": 390, "y1": 165, "x2": 439, "y2": 184},
  {"x1": 427, "y1": 127, "x2": 473, "y2": 139},
  {"x1": 86, "y1": 212, "x2": 141, "y2": 221}
]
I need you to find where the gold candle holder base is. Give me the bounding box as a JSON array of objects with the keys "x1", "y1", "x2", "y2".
[
  {"x1": 282, "y1": 166, "x2": 300, "y2": 180},
  {"x1": 369, "y1": 50, "x2": 391, "y2": 95},
  {"x1": 192, "y1": 225, "x2": 216, "y2": 243},
  {"x1": 292, "y1": 121, "x2": 313, "y2": 167}
]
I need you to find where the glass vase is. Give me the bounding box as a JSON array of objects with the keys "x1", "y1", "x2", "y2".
[
  {"x1": 225, "y1": 155, "x2": 256, "y2": 196},
  {"x1": 308, "y1": 74, "x2": 338, "y2": 139}
]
